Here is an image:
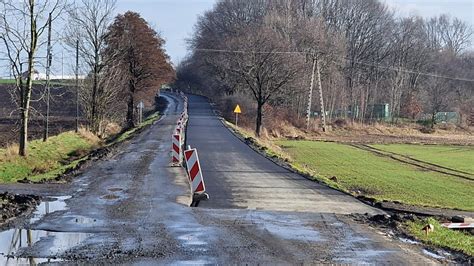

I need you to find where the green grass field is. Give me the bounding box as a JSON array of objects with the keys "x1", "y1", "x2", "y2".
[
  {"x1": 371, "y1": 144, "x2": 474, "y2": 175},
  {"x1": 0, "y1": 79, "x2": 16, "y2": 84},
  {"x1": 407, "y1": 217, "x2": 474, "y2": 256},
  {"x1": 276, "y1": 140, "x2": 474, "y2": 211},
  {"x1": 0, "y1": 79, "x2": 75, "y2": 86},
  {"x1": 0, "y1": 131, "x2": 98, "y2": 183}
]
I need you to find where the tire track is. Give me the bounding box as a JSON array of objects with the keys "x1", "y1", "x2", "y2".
[{"x1": 350, "y1": 144, "x2": 474, "y2": 181}]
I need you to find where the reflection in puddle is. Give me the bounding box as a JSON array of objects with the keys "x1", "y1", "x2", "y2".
[
  {"x1": 250, "y1": 212, "x2": 322, "y2": 242},
  {"x1": 399, "y1": 237, "x2": 419, "y2": 245},
  {"x1": 0, "y1": 195, "x2": 93, "y2": 264},
  {"x1": 101, "y1": 194, "x2": 120, "y2": 200},
  {"x1": 422, "y1": 249, "x2": 445, "y2": 259},
  {"x1": 0, "y1": 228, "x2": 91, "y2": 264},
  {"x1": 172, "y1": 259, "x2": 215, "y2": 265},
  {"x1": 30, "y1": 196, "x2": 70, "y2": 223}
]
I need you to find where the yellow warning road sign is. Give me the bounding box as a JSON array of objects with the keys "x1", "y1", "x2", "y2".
[{"x1": 234, "y1": 104, "x2": 242, "y2": 114}]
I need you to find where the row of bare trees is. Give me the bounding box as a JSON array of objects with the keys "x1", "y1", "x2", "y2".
[
  {"x1": 0, "y1": 0, "x2": 175, "y2": 156},
  {"x1": 177, "y1": 0, "x2": 473, "y2": 136}
]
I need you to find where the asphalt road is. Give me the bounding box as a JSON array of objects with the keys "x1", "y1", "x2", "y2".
[{"x1": 0, "y1": 93, "x2": 439, "y2": 264}]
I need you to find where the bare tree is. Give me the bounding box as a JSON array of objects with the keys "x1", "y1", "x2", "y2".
[
  {"x1": 0, "y1": 0, "x2": 64, "y2": 156},
  {"x1": 426, "y1": 15, "x2": 473, "y2": 56},
  {"x1": 65, "y1": 0, "x2": 116, "y2": 134},
  {"x1": 222, "y1": 26, "x2": 301, "y2": 136}
]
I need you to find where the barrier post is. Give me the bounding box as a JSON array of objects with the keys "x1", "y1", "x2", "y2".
[{"x1": 184, "y1": 147, "x2": 209, "y2": 207}]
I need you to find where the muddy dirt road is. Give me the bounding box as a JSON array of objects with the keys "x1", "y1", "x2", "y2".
[{"x1": 0, "y1": 93, "x2": 439, "y2": 264}]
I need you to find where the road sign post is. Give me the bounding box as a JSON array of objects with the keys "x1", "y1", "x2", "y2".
[
  {"x1": 137, "y1": 101, "x2": 144, "y2": 124},
  {"x1": 234, "y1": 104, "x2": 241, "y2": 127}
]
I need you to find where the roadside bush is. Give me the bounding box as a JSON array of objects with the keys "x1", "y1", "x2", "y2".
[{"x1": 218, "y1": 94, "x2": 256, "y2": 129}]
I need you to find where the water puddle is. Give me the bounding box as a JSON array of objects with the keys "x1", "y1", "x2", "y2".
[
  {"x1": 0, "y1": 228, "x2": 91, "y2": 264},
  {"x1": 0, "y1": 195, "x2": 94, "y2": 264},
  {"x1": 177, "y1": 232, "x2": 208, "y2": 246},
  {"x1": 30, "y1": 196, "x2": 70, "y2": 224},
  {"x1": 171, "y1": 259, "x2": 215, "y2": 265},
  {"x1": 101, "y1": 194, "x2": 120, "y2": 200},
  {"x1": 250, "y1": 212, "x2": 322, "y2": 242},
  {"x1": 422, "y1": 249, "x2": 445, "y2": 259},
  {"x1": 101, "y1": 187, "x2": 126, "y2": 201},
  {"x1": 399, "y1": 237, "x2": 420, "y2": 245}
]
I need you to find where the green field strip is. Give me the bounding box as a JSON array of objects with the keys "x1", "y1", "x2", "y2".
[{"x1": 276, "y1": 140, "x2": 474, "y2": 211}]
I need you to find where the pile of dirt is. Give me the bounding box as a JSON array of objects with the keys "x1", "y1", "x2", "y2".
[{"x1": 0, "y1": 192, "x2": 40, "y2": 228}]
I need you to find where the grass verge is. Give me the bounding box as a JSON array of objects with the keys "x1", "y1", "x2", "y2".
[
  {"x1": 0, "y1": 130, "x2": 99, "y2": 183},
  {"x1": 406, "y1": 217, "x2": 474, "y2": 257},
  {"x1": 0, "y1": 112, "x2": 161, "y2": 183},
  {"x1": 276, "y1": 140, "x2": 474, "y2": 211},
  {"x1": 371, "y1": 144, "x2": 474, "y2": 175}
]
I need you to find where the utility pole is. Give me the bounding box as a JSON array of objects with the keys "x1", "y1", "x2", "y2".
[
  {"x1": 306, "y1": 57, "x2": 316, "y2": 130},
  {"x1": 43, "y1": 13, "x2": 52, "y2": 142},
  {"x1": 75, "y1": 39, "x2": 79, "y2": 133},
  {"x1": 316, "y1": 59, "x2": 327, "y2": 132}
]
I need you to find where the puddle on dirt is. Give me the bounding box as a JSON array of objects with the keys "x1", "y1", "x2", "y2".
[
  {"x1": 107, "y1": 187, "x2": 123, "y2": 192},
  {"x1": 172, "y1": 259, "x2": 215, "y2": 265},
  {"x1": 0, "y1": 228, "x2": 91, "y2": 264},
  {"x1": 101, "y1": 194, "x2": 120, "y2": 200},
  {"x1": 0, "y1": 196, "x2": 94, "y2": 264},
  {"x1": 250, "y1": 212, "x2": 322, "y2": 242},
  {"x1": 335, "y1": 250, "x2": 391, "y2": 264},
  {"x1": 177, "y1": 232, "x2": 208, "y2": 246},
  {"x1": 422, "y1": 249, "x2": 445, "y2": 259},
  {"x1": 399, "y1": 237, "x2": 420, "y2": 245},
  {"x1": 30, "y1": 196, "x2": 70, "y2": 224}
]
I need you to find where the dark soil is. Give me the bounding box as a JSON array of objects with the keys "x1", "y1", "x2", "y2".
[
  {"x1": 350, "y1": 212, "x2": 473, "y2": 264},
  {"x1": 0, "y1": 84, "x2": 81, "y2": 147},
  {"x1": 0, "y1": 192, "x2": 41, "y2": 229}
]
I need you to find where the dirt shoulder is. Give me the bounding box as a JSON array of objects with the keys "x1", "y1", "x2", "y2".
[{"x1": 0, "y1": 192, "x2": 40, "y2": 230}]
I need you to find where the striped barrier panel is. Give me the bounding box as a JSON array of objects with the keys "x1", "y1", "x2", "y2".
[
  {"x1": 171, "y1": 134, "x2": 182, "y2": 165},
  {"x1": 184, "y1": 148, "x2": 206, "y2": 194},
  {"x1": 441, "y1": 223, "x2": 474, "y2": 229}
]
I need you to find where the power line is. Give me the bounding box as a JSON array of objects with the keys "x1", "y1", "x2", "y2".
[{"x1": 194, "y1": 48, "x2": 474, "y2": 83}]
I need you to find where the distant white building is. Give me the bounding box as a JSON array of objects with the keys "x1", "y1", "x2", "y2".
[{"x1": 21, "y1": 69, "x2": 85, "y2": 80}]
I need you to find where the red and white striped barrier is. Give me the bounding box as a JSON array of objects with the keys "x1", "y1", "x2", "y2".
[
  {"x1": 171, "y1": 134, "x2": 182, "y2": 165},
  {"x1": 441, "y1": 223, "x2": 474, "y2": 229},
  {"x1": 184, "y1": 147, "x2": 206, "y2": 194}
]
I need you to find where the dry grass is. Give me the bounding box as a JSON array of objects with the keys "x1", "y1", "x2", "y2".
[
  {"x1": 104, "y1": 122, "x2": 122, "y2": 137},
  {"x1": 78, "y1": 127, "x2": 101, "y2": 146},
  {"x1": 0, "y1": 143, "x2": 19, "y2": 163}
]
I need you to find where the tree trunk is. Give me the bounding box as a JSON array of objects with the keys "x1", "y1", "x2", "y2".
[
  {"x1": 127, "y1": 80, "x2": 136, "y2": 128},
  {"x1": 19, "y1": 106, "x2": 28, "y2": 156},
  {"x1": 256, "y1": 101, "x2": 263, "y2": 137},
  {"x1": 431, "y1": 112, "x2": 436, "y2": 129},
  {"x1": 91, "y1": 64, "x2": 98, "y2": 132}
]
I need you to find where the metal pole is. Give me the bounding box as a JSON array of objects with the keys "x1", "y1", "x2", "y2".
[
  {"x1": 75, "y1": 39, "x2": 79, "y2": 133},
  {"x1": 235, "y1": 113, "x2": 238, "y2": 127},
  {"x1": 306, "y1": 57, "x2": 316, "y2": 130},
  {"x1": 43, "y1": 13, "x2": 52, "y2": 141},
  {"x1": 316, "y1": 59, "x2": 327, "y2": 132}
]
